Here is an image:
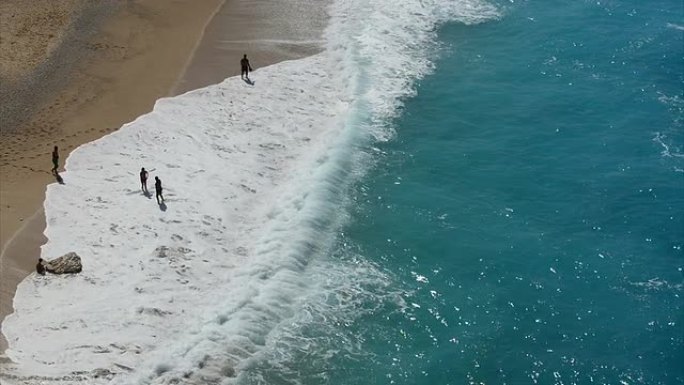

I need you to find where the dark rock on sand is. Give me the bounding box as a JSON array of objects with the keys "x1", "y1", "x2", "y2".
[{"x1": 38, "y1": 251, "x2": 82, "y2": 274}]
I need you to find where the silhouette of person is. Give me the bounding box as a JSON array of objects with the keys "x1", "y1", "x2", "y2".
[
  {"x1": 36, "y1": 258, "x2": 46, "y2": 275},
  {"x1": 240, "y1": 54, "x2": 253, "y2": 80},
  {"x1": 140, "y1": 167, "x2": 149, "y2": 194},
  {"x1": 154, "y1": 176, "x2": 164, "y2": 204},
  {"x1": 51, "y1": 146, "x2": 59, "y2": 173}
]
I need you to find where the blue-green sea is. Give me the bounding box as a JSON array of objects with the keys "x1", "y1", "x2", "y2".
[{"x1": 323, "y1": 1, "x2": 683, "y2": 384}]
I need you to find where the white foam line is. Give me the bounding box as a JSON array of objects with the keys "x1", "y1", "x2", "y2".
[{"x1": 666, "y1": 22, "x2": 684, "y2": 31}]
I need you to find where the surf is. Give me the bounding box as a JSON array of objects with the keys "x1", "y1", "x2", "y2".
[{"x1": 1, "y1": 0, "x2": 500, "y2": 383}]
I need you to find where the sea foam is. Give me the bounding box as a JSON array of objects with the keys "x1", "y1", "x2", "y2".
[
  {"x1": 3, "y1": 54, "x2": 348, "y2": 383},
  {"x1": 1, "y1": 0, "x2": 500, "y2": 383}
]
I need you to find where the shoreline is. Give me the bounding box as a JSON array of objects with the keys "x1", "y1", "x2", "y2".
[
  {"x1": 172, "y1": 0, "x2": 326, "y2": 95},
  {"x1": 0, "y1": 210, "x2": 46, "y2": 356},
  {"x1": 0, "y1": 0, "x2": 225, "y2": 356},
  {"x1": 3, "y1": 51, "x2": 339, "y2": 381},
  {"x1": 0, "y1": 0, "x2": 330, "y2": 366}
]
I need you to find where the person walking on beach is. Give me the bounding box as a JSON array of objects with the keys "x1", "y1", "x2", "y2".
[
  {"x1": 154, "y1": 176, "x2": 164, "y2": 204},
  {"x1": 240, "y1": 54, "x2": 253, "y2": 80},
  {"x1": 140, "y1": 167, "x2": 149, "y2": 194},
  {"x1": 51, "y1": 146, "x2": 59, "y2": 173}
]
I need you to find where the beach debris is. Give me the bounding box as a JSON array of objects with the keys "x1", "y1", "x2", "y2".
[{"x1": 37, "y1": 252, "x2": 83, "y2": 275}]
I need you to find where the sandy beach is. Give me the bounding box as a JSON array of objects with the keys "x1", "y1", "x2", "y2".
[
  {"x1": 0, "y1": 0, "x2": 328, "y2": 367},
  {"x1": 173, "y1": 0, "x2": 326, "y2": 94},
  {"x1": 0, "y1": 0, "x2": 224, "y2": 355}
]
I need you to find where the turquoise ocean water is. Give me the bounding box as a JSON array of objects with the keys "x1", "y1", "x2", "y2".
[
  {"x1": 239, "y1": 1, "x2": 682, "y2": 384},
  {"x1": 323, "y1": 1, "x2": 683, "y2": 384}
]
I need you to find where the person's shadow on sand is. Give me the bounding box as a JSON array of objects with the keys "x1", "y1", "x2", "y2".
[
  {"x1": 143, "y1": 191, "x2": 152, "y2": 199},
  {"x1": 53, "y1": 171, "x2": 65, "y2": 185},
  {"x1": 159, "y1": 202, "x2": 167, "y2": 211},
  {"x1": 243, "y1": 78, "x2": 255, "y2": 86}
]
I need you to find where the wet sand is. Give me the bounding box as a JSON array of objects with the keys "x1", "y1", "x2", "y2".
[
  {"x1": 0, "y1": 0, "x2": 329, "y2": 361},
  {"x1": 0, "y1": 212, "x2": 45, "y2": 361},
  {"x1": 173, "y1": 0, "x2": 327, "y2": 94}
]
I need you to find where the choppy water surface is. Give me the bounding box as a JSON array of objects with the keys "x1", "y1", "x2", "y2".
[{"x1": 320, "y1": 1, "x2": 683, "y2": 384}]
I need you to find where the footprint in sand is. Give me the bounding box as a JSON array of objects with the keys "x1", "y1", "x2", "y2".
[{"x1": 201, "y1": 215, "x2": 215, "y2": 226}]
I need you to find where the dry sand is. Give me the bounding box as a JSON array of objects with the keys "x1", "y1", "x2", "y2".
[{"x1": 0, "y1": 0, "x2": 329, "y2": 361}]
